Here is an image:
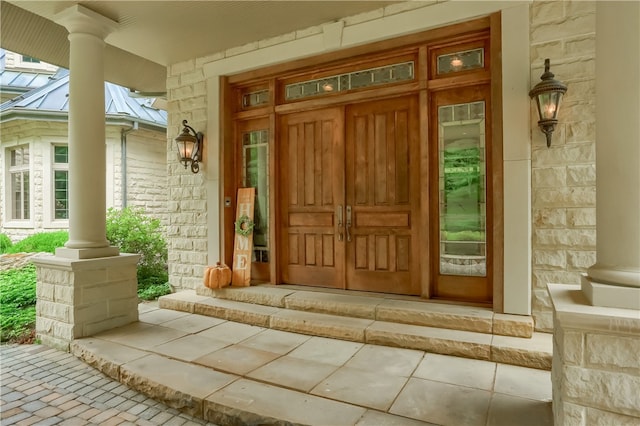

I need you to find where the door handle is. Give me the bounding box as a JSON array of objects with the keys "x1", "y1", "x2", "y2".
[
  {"x1": 346, "y1": 205, "x2": 352, "y2": 242},
  {"x1": 336, "y1": 205, "x2": 344, "y2": 242}
]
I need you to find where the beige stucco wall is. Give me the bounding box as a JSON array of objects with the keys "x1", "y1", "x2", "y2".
[
  {"x1": 1, "y1": 120, "x2": 168, "y2": 242},
  {"x1": 166, "y1": 0, "x2": 597, "y2": 331}
]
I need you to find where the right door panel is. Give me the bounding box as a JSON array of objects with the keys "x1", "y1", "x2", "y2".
[{"x1": 345, "y1": 96, "x2": 421, "y2": 295}]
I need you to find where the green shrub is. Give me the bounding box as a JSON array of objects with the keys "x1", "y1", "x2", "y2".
[
  {"x1": 0, "y1": 264, "x2": 37, "y2": 342},
  {"x1": 138, "y1": 283, "x2": 172, "y2": 301},
  {"x1": 0, "y1": 233, "x2": 12, "y2": 254},
  {"x1": 106, "y1": 207, "x2": 169, "y2": 294},
  {"x1": 6, "y1": 231, "x2": 68, "y2": 254}
]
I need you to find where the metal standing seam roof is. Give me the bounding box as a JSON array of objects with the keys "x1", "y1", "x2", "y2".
[
  {"x1": 0, "y1": 69, "x2": 54, "y2": 91},
  {"x1": 0, "y1": 69, "x2": 167, "y2": 128}
]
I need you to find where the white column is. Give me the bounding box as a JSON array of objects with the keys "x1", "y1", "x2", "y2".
[
  {"x1": 582, "y1": 1, "x2": 640, "y2": 308},
  {"x1": 54, "y1": 5, "x2": 119, "y2": 258}
]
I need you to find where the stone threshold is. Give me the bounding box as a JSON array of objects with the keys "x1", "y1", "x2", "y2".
[
  {"x1": 159, "y1": 288, "x2": 551, "y2": 370},
  {"x1": 195, "y1": 285, "x2": 535, "y2": 337}
]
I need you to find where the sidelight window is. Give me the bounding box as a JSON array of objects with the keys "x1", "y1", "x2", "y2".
[
  {"x1": 242, "y1": 130, "x2": 270, "y2": 263},
  {"x1": 438, "y1": 101, "x2": 487, "y2": 277}
]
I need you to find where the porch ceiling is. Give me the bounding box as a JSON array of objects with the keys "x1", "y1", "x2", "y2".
[{"x1": 1, "y1": 1, "x2": 398, "y2": 94}]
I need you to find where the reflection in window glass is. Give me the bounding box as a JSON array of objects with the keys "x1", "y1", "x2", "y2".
[
  {"x1": 438, "y1": 101, "x2": 486, "y2": 276},
  {"x1": 242, "y1": 130, "x2": 269, "y2": 263},
  {"x1": 285, "y1": 61, "x2": 414, "y2": 100},
  {"x1": 242, "y1": 90, "x2": 270, "y2": 108},
  {"x1": 437, "y1": 48, "x2": 484, "y2": 75}
]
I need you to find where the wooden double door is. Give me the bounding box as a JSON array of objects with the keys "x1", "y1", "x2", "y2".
[{"x1": 279, "y1": 96, "x2": 421, "y2": 295}]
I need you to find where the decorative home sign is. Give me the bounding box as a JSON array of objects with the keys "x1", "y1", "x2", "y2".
[{"x1": 232, "y1": 187, "x2": 255, "y2": 286}]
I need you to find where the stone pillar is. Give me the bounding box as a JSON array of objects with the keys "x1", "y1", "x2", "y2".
[
  {"x1": 34, "y1": 253, "x2": 140, "y2": 351},
  {"x1": 54, "y1": 4, "x2": 119, "y2": 258},
  {"x1": 548, "y1": 3, "x2": 640, "y2": 424},
  {"x1": 548, "y1": 285, "x2": 640, "y2": 425},
  {"x1": 581, "y1": 0, "x2": 640, "y2": 309},
  {"x1": 33, "y1": 5, "x2": 140, "y2": 350}
]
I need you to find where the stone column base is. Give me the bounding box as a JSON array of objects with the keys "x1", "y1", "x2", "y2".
[
  {"x1": 581, "y1": 274, "x2": 640, "y2": 310},
  {"x1": 33, "y1": 253, "x2": 141, "y2": 351},
  {"x1": 548, "y1": 284, "x2": 640, "y2": 425}
]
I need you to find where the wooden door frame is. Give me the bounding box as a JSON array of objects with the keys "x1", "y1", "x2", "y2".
[{"x1": 221, "y1": 13, "x2": 503, "y2": 310}]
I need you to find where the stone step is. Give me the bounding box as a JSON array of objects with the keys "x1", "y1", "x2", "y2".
[
  {"x1": 159, "y1": 290, "x2": 551, "y2": 370},
  {"x1": 193, "y1": 284, "x2": 534, "y2": 338},
  {"x1": 70, "y1": 338, "x2": 409, "y2": 426}
]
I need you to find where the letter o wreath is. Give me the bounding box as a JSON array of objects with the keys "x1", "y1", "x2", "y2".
[{"x1": 235, "y1": 215, "x2": 255, "y2": 237}]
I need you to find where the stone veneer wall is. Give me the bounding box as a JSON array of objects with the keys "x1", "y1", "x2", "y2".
[
  {"x1": 34, "y1": 253, "x2": 140, "y2": 351},
  {"x1": 549, "y1": 284, "x2": 640, "y2": 425},
  {"x1": 0, "y1": 120, "x2": 68, "y2": 242},
  {"x1": 166, "y1": 1, "x2": 597, "y2": 331},
  {"x1": 107, "y1": 127, "x2": 169, "y2": 227},
  {"x1": 164, "y1": 94, "x2": 209, "y2": 289},
  {"x1": 0, "y1": 121, "x2": 168, "y2": 242},
  {"x1": 529, "y1": 1, "x2": 596, "y2": 331}
]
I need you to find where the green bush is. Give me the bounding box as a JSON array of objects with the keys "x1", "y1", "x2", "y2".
[
  {"x1": 0, "y1": 233, "x2": 12, "y2": 253},
  {"x1": 106, "y1": 207, "x2": 169, "y2": 295},
  {"x1": 6, "y1": 231, "x2": 68, "y2": 254},
  {"x1": 138, "y1": 283, "x2": 172, "y2": 301},
  {"x1": 0, "y1": 264, "x2": 37, "y2": 342}
]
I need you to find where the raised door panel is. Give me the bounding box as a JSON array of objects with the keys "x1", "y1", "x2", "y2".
[
  {"x1": 345, "y1": 96, "x2": 420, "y2": 295},
  {"x1": 279, "y1": 108, "x2": 345, "y2": 288}
]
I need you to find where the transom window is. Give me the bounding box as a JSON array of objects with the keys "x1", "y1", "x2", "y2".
[{"x1": 284, "y1": 61, "x2": 414, "y2": 101}]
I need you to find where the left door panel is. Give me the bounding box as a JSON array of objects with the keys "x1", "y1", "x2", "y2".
[{"x1": 278, "y1": 108, "x2": 345, "y2": 288}]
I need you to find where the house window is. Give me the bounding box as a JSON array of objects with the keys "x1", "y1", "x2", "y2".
[
  {"x1": 9, "y1": 146, "x2": 30, "y2": 220},
  {"x1": 437, "y1": 48, "x2": 484, "y2": 75},
  {"x1": 284, "y1": 61, "x2": 414, "y2": 100},
  {"x1": 438, "y1": 101, "x2": 487, "y2": 277},
  {"x1": 21, "y1": 55, "x2": 41, "y2": 64},
  {"x1": 53, "y1": 145, "x2": 69, "y2": 219},
  {"x1": 242, "y1": 130, "x2": 269, "y2": 263}
]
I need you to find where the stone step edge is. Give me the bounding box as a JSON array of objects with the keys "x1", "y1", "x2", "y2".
[
  {"x1": 159, "y1": 293, "x2": 551, "y2": 371},
  {"x1": 70, "y1": 339, "x2": 408, "y2": 426},
  {"x1": 194, "y1": 286, "x2": 534, "y2": 338}
]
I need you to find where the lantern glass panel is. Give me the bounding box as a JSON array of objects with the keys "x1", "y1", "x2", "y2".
[{"x1": 536, "y1": 91, "x2": 562, "y2": 120}]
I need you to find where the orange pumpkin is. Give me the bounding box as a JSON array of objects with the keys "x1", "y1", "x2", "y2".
[{"x1": 203, "y1": 262, "x2": 231, "y2": 289}]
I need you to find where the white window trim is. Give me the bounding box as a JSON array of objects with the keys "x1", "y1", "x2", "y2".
[
  {"x1": 4, "y1": 144, "x2": 34, "y2": 228},
  {"x1": 43, "y1": 142, "x2": 70, "y2": 229}
]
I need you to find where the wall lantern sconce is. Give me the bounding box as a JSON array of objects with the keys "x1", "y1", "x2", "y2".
[
  {"x1": 175, "y1": 119, "x2": 203, "y2": 173},
  {"x1": 529, "y1": 58, "x2": 567, "y2": 147}
]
